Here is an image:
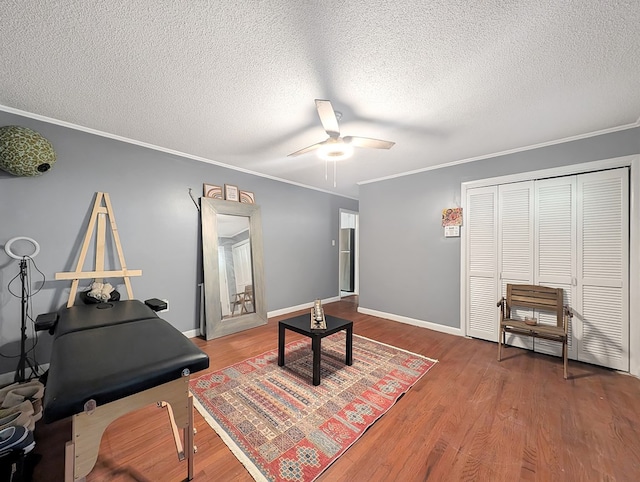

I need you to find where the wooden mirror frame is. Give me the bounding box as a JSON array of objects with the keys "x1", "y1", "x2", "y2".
[{"x1": 201, "y1": 198, "x2": 267, "y2": 340}]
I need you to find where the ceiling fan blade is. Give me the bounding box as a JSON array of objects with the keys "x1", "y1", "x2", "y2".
[
  {"x1": 287, "y1": 140, "x2": 325, "y2": 157},
  {"x1": 315, "y1": 99, "x2": 340, "y2": 138},
  {"x1": 344, "y1": 136, "x2": 395, "y2": 149}
]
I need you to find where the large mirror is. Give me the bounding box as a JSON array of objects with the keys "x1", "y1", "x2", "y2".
[{"x1": 201, "y1": 198, "x2": 267, "y2": 340}]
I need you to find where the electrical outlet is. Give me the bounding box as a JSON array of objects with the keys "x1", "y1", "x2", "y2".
[{"x1": 159, "y1": 299, "x2": 169, "y2": 313}]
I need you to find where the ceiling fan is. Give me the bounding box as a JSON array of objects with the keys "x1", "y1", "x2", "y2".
[{"x1": 288, "y1": 99, "x2": 395, "y2": 161}]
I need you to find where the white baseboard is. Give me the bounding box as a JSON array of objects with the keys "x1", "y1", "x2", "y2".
[
  {"x1": 267, "y1": 296, "x2": 341, "y2": 319},
  {"x1": 357, "y1": 307, "x2": 464, "y2": 337},
  {"x1": 184, "y1": 296, "x2": 342, "y2": 339},
  {"x1": 5, "y1": 305, "x2": 458, "y2": 382},
  {"x1": 183, "y1": 329, "x2": 200, "y2": 339}
]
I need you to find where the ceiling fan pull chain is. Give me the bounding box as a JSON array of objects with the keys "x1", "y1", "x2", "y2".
[
  {"x1": 325, "y1": 160, "x2": 328, "y2": 181},
  {"x1": 333, "y1": 160, "x2": 337, "y2": 188}
]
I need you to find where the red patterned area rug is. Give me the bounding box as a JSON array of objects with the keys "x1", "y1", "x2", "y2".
[{"x1": 190, "y1": 332, "x2": 437, "y2": 482}]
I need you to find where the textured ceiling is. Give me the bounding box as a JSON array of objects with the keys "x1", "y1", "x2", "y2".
[{"x1": 2, "y1": 1, "x2": 640, "y2": 198}]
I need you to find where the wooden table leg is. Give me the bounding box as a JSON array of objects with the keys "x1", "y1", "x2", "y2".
[
  {"x1": 312, "y1": 336, "x2": 321, "y2": 385},
  {"x1": 65, "y1": 377, "x2": 190, "y2": 481},
  {"x1": 346, "y1": 324, "x2": 353, "y2": 366},
  {"x1": 278, "y1": 323, "x2": 285, "y2": 366},
  {"x1": 64, "y1": 441, "x2": 76, "y2": 482},
  {"x1": 187, "y1": 393, "x2": 194, "y2": 480}
]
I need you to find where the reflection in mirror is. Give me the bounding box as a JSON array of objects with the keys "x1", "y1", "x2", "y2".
[
  {"x1": 217, "y1": 214, "x2": 255, "y2": 319},
  {"x1": 201, "y1": 198, "x2": 266, "y2": 340}
]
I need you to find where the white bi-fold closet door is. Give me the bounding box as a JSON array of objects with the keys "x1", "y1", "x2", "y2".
[{"x1": 465, "y1": 168, "x2": 629, "y2": 371}]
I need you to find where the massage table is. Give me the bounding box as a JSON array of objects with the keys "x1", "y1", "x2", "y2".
[{"x1": 41, "y1": 300, "x2": 209, "y2": 481}]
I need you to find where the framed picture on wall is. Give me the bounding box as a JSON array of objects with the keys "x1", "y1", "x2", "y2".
[
  {"x1": 203, "y1": 183, "x2": 223, "y2": 199},
  {"x1": 239, "y1": 190, "x2": 255, "y2": 204},
  {"x1": 442, "y1": 207, "x2": 463, "y2": 226},
  {"x1": 224, "y1": 184, "x2": 239, "y2": 202}
]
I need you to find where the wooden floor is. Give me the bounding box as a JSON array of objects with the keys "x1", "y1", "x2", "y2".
[{"x1": 32, "y1": 298, "x2": 640, "y2": 481}]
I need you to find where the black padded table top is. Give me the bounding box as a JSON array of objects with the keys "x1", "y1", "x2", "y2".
[
  {"x1": 43, "y1": 315, "x2": 209, "y2": 423},
  {"x1": 54, "y1": 300, "x2": 158, "y2": 339}
]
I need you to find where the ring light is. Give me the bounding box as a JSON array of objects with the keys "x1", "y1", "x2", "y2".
[{"x1": 4, "y1": 236, "x2": 40, "y2": 260}]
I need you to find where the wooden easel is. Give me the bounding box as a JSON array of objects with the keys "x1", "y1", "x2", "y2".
[
  {"x1": 55, "y1": 192, "x2": 142, "y2": 307},
  {"x1": 55, "y1": 193, "x2": 195, "y2": 476}
]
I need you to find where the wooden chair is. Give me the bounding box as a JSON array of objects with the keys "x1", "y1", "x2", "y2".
[
  {"x1": 230, "y1": 285, "x2": 254, "y2": 316},
  {"x1": 230, "y1": 292, "x2": 245, "y2": 316},
  {"x1": 497, "y1": 284, "x2": 573, "y2": 379},
  {"x1": 243, "y1": 285, "x2": 254, "y2": 311}
]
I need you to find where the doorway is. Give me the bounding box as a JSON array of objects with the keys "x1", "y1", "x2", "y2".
[{"x1": 339, "y1": 209, "x2": 359, "y2": 299}]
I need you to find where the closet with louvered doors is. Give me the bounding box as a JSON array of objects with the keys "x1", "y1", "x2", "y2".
[{"x1": 465, "y1": 167, "x2": 629, "y2": 371}]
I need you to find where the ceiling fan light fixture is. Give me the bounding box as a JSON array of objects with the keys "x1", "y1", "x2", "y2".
[{"x1": 317, "y1": 142, "x2": 353, "y2": 161}]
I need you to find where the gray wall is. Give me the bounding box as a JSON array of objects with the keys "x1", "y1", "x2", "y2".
[
  {"x1": 359, "y1": 127, "x2": 640, "y2": 328},
  {"x1": 0, "y1": 110, "x2": 357, "y2": 374}
]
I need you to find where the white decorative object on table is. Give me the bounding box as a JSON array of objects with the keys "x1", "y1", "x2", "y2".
[{"x1": 310, "y1": 299, "x2": 326, "y2": 330}]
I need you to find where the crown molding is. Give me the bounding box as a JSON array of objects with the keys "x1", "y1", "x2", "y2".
[
  {"x1": 0, "y1": 105, "x2": 358, "y2": 201},
  {"x1": 358, "y1": 120, "x2": 640, "y2": 186}
]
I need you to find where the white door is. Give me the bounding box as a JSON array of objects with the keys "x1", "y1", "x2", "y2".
[
  {"x1": 232, "y1": 239, "x2": 252, "y2": 294},
  {"x1": 218, "y1": 246, "x2": 231, "y2": 317},
  {"x1": 576, "y1": 168, "x2": 629, "y2": 370},
  {"x1": 466, "y1": 186, "x2": 498, "y2": 341},
  {"x1": 498, "y1": 181, "x2": 534, "y2": 349},
  {"x1": 464, "y1": 169, "x2": 630, "y2": 371},
  {"x1": 534, "y1": 176, "x2": 577, "y2": 359}
]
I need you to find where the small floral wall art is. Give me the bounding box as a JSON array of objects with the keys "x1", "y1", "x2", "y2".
[{"x1": 442, "y1": 207, "x2": 463, "y2": 227}]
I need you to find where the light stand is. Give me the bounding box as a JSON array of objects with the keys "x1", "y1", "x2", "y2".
[
  {"x1": 4, "y1": 236, "x2": 40, "y2": 383},
  {"x1": 14, "y1": 258, "x2": 35, "y2": 383}
]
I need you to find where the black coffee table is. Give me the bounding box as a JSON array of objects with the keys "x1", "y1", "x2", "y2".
[{"x1": 278, "y1": 313, "x2": 353, "y2": 385}]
